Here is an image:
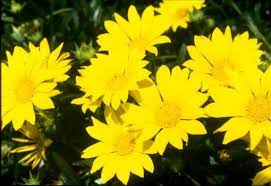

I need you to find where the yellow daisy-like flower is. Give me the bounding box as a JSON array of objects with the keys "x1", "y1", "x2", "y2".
[
  {"x1": 10, "y1": 123, "x2": 53, "y2": 169},
  {"x1": 183, "y1": 26, "x2": 263, "y2": 91},
  {"x1": 156, "y1": 0, "x2": 205, "y2": 31},
  {"x1": 72, "y1": 52, "x2": 150, "y2": 110},
  {"x1": 97, "y1": 5, "x2": 171, "y2": 56},
  {"x1": 28, "y1": 38, "x2": 72, "y2": 83},
  {"x1": 206, "y1": 67, "x2": 271, "y2": 150},
  {"x1": 2, "y1": 47, "x2": 60, "y2": 130},
  {"x1": 123, "y1": 66, "x2": 207, "y2": 155},
  {"x1": 82, "y1": 107, "x2": 155, "y2": 185},
  {"x1": 252, "y1": 138, "x2": 271, "y2": 185}
]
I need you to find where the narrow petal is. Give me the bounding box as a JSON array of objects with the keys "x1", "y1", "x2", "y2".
[
  {"x1": 91, "y1": 155, "x2": 109, "y2": 174},
  {"x1": 116, "y1": 163, "x2": 130, "y2": 185},
  {"x1": 136, "y1": 153, "x2": 154, "y2": 173},
  {"x1": 156, "y1": 65, "x2": 171, "y2": 100},
  {"x1": 250, "y1": 125, "x2": 263, "y2": 150},
  {"x1": 101, "y1": 163, "x2": 116, "y2": 184}
]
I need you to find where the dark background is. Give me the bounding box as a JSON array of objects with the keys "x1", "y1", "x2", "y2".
[{"x1": 1, "y1": 0, "x2": 271, "y2": 185}]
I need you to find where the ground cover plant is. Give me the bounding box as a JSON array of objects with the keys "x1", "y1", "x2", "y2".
[{"x1": 1, "y1": 0, "x2": 271, "y2": 185}]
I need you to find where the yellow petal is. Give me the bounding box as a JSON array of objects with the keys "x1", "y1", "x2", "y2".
[
  {"x1": 32, "y1": 156, "x2": 42, "y2": 169},
  {"x1": 156, "y1": 65, "x2": 171, "y2": 100},
  {"x1": 12, "y1": 138, "x2": 33, "y2": 143},
  {"x1": 48, "y1": 43, "x2": 63, "y2": 64},
  {"x1": 168, "y1": 135, "x2": 183, "y2": 150},
  {"x1": 153, "y1": 130, "x2": 168, "y2": 155},
  {"x1": 252, "y1": 167, "x2": 271, "y2": 186},
  {"x1": 137, "y1": 153, "x2": 154, "y2": 173},
  {"x1": 147, "y1": 46, "x2": 158, "y2": 56},
  {"x1": 35, "y1": 83, "x2": 57, "y2": 93},
  {"x1": 2, "y1": 110, "x2": 14, "y2": 130},
  {"x1": 32, "y1": 93, "x2": 54, "y2": 109},
  {"x1": 128, "y1": 5, "x2": 141, "y2": 34},
  {"x1": 91, "y1": 155, "x2": 109, "y2": 174},
  {"x1": 103, "y1": 93, "x2": 112, "y2": 106},
  {"x1": 216, "y1": 117, "x2": 251, "y2": 144},
  {"x1": 101, "y1": 163, "x2": 116, "y2": 184},
  {"x1": 151, "y1": 36, "x2": 171, "y2": 45},
  {"x1": 180, "y1": 120, "x2": 206, "y2": 135},
  {"x1": 128, "y1": 156, "x2": 144, "y2": 177},
  {"x1": 18, "y1": 151, "x2": 36, "y2": 163},
  {"x1": 111, "y1": 94, "x2": 121, "y2": 110},
  {"x1": 12, "y1": 106, "x2": 26, "y2": 130},
  {"x1": 116, "y1": 163, "x2": 130, "y2": 185},
  {"x1": 86, "y1": 119, "x2": 116, "y2": 142},
  {"x1": 250, "y1": 125, "x2": 263, "y2": 150},
  {"x1": 40, "y1": 38, "x2": 50, "y2": 56},
  {"x1": 10, "y1": 144, "x2": 37, "y2": 153},
  {"x1": 81, "y1": 142, "x2": 113, "y2": 159},
  {"x1": 23, "y1": 102, "x2": 35, "y2": 125}
]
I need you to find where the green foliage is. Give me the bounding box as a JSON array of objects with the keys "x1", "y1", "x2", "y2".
[{"x1": 1, "y1": 0, "x2": 271, "y2": 185}]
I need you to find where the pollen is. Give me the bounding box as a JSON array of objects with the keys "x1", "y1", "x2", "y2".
[
  {"x1": 114, "y1": 132, "x2": 136, "y2": 156},
  {"x1": 16, "y1": 78, "x2": 35, "y2": 103},
  {"x1": 246, "y1": 95, "x2": 271, "y2": 123},
  {"x1": 156, "y1": 102, "x2": 182, "y2": 128}
]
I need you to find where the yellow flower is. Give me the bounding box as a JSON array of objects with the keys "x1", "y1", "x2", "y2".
[
  {"x1": 28, "y1": 38, "x2": 71, "y2": 83},
  {"x1": 2, "y1": 46, "x2": 60, "y2": 130},
  {"x1": 183, "y1": 26, "x2": 263, "y2": 91},
  {"x1": 97, "y1": 5, "x2": 170, "y2": 56},
  {"x1": 10, "y1": 123, "x2": 53, "y2": 169},
  {"x1": 252, "y1": 138, "x2": 271, "y2": 185},
  {"x1": 72, "y1": 52, "x2": 150, "y2": 110},
  {"x1": 206, "y1": 67, "x2": 271, "y2": 150},
  {"x1": 82, "y1": 107, "x2": 155, "y2": 185},
  {"x1": 156, "y1": 0, "x2": 205, "y2": 31},
  {"x1": 123, "y1": 66, "x2": 207, "y2": 155}
]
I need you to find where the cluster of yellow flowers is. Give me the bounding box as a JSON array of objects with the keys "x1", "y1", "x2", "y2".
[
  {"x1": 71, "y1": 1, "x2": 270, "y2": 185},
  {"x1": 2, "y1": 38, "x2": 71, "y2": 168},
  {"x1": 2, "y1": 0, "x2": 270, "y2": 185}
]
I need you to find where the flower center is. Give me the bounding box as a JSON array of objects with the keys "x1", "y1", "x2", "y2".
[
  {"x1": 211, "y1": 62, "x2": 231, "y2": 83},
  {"x1": 107, "y1": 73, "x2": 125, "y2": 91},
  {"x1": 114, "y1": 132, "x2": 136, "y2": 156},
  {"x1": 246, "y1": 95, "x2": 271, "y2": 123},
  {"x1": 16, "y1": 78, "x2": 35, "y2": 103},
  {"x1": 211, "y1": 60, "x2": 236, "y2": 83},
  {"x1": 130, "y1": 38, "x2": 149, "y2": 51},
  {"x1": 156, "y1": 102, "x2": 182, "y2": 128}
]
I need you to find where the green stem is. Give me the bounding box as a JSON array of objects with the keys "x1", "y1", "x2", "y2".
[
  {"x1": 52, "y1": 8, "x2": 74, "y2": 16},
  {"x1": 230, "y1": 1, "x2": 242, "y2": 15},
  {"x1": 45, "y1": 8, "x2": 74, "y2": 19}
]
